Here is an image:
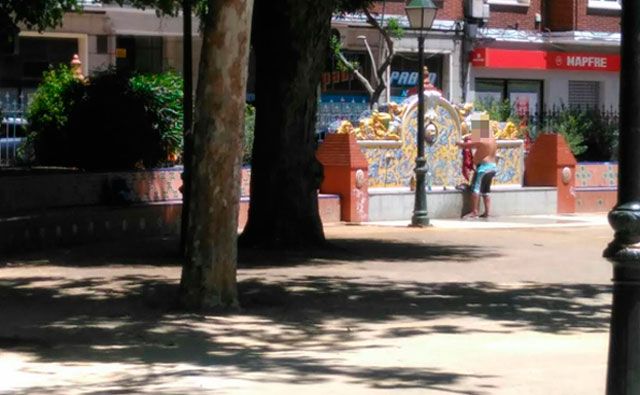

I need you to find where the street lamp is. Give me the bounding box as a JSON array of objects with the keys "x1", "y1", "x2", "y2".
[
  {"x1": 405, "y1": 0, "x2": 438, "y2": 227},
  {"x1": 603, "y1": 1, "x2": 640, "y2": 393}
]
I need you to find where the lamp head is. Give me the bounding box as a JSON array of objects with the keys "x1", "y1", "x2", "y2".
[{"x1": 405, "y1": 0, "x2": 438, "y2": 30}]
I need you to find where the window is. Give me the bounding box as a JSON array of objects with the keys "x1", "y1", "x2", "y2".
[
  {"x1": 115, "y1": 36, "x2": 163, "y2": 74},
  {"x1": 569, "y1": 81, "x2": 600, "y2": 109},
  {"x1": 96, "y1": 35, "x2": 108, "y2": 54},
  {"x1": 475, "y1": 79, "x2": 542, "y2": 118},
  {"x1": 588, "y1": 0, "x2": 621, "y2": 10}
]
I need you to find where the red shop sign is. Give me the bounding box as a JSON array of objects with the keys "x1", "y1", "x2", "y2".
[{"x1": 471, "y1": 48, "x2": 620, "y2": 72}]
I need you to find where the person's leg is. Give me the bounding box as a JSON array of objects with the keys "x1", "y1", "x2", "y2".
[
  {"x1": 480, "y1": 194, "x2": 491, "y2": 218},
  {"x1": 479, "y1": 170, "x2": 496, "y2": 218},
  {"x1": 462, "y1": 170, "x2": 482, "y2": 218},
  {"x1": 462, "y1": 193, "x2": 480, "y2": 219}
]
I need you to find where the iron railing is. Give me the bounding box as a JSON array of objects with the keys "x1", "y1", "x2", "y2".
[
  {"x1": 523, "y1": 105, "x2": 619, "y2": 142},
  {"x1": 0, "y1": 93, "x2": 28, "y2": 167}
]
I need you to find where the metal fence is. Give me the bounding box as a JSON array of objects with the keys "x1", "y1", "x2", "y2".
[
  {"x1": 316, "y1": 95, "x2": 371, "y2": 135},
  {"x1": 524, "y1": 106, "x2": 619, "y2": 142},
  {"x1": 0, "y1": 94, "x2": 28, "y2": 167}
]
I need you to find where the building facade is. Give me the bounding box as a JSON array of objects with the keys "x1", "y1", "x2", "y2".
[
  {"x1": 0, "y1": 3, "x2": 201, "y2": 107},
  {"x1": 0, "y1": 1, "x2": 621, "y2": 120},
  {"x1": 468, "y1": 0, "x2": 620, "y2": 115}
]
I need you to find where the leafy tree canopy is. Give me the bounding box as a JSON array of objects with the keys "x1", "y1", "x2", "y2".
[
  {"x1": 1, "y1": 0, "x2": 372, "y2": 33},
  {"x1": 0, "y1": 0, "x2": 83, "y2": 32}
]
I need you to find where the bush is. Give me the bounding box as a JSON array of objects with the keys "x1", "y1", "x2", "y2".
[
  {"x1": 25, "y1": 65, "x2": 83, "y2": 165},
  {"x1": 580, "y1": 109, "x2": 618, "y2": 161},
  {"x1": 541, "y1": 106, "x2": 589, "y2": 157},
  {"x1": 474, "y1": 99, "x2": 515, "y2": 123},
  {"x1": 539, "y1": 106, "x2": 618, "y2": 161},
  {"x1": 130, "y1": 72, "x2": 183, "y2": 163},
  {"x1": 25, "y1": 67, "x2": 183, "y2": 170},
  {"x1": 474, "y1": 98, "x2": 619, "y2": 160}
]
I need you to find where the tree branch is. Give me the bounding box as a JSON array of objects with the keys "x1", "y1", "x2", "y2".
[
  {"x1": 363, "y1": 7, "x2": 396, "y2": 105},
  {"x1": 335, "y1": 51, "x2": 375, "y2": 95}
]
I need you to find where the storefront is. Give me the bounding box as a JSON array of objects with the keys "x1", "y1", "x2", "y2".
[
  {"x1": 469, "y1": 48, "x2": 621, "y2": 113},
  {"x1": 317, "y1": 50, "x2": 446, "y2": 133}
]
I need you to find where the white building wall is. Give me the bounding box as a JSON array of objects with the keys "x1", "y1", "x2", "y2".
[
  {"x1": 469, "y1": 67, "x2": 619, "y2": 109},
  {"x1": 87, "y1": 35, "x2": 112, "y2": 72}
]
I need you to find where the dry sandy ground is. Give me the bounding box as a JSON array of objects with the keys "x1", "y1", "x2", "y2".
[{"x1": 0, "y1": 222, "x2": 614, "y2": 394}]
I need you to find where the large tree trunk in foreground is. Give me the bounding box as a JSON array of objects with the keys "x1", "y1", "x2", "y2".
[
  {"x1": 179, "y1": 0, "x2": 253, "y2": 310},
  {"x1": 240, "y1": 0, "x2": 335, "y2": 248}
]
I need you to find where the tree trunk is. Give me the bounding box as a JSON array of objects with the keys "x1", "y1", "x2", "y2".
[
  {"x1": 240, "y1": 0, "x2": 335, "y2": 248},
  {"x1": 179, "y1": 0, "x2": 254, "y2": 310}
]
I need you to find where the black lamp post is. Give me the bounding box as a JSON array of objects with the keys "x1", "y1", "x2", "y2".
[
  {"x1": 405, "y1": 0, "x2": 437, "y2": 227},
  {"x1": 603, "y1": 1, "x2": 640, "y2": 393}
]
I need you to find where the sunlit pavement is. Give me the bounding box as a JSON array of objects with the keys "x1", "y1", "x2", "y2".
[{"x1": 0, "y1": 215, "x2": 612, "y2": 394}]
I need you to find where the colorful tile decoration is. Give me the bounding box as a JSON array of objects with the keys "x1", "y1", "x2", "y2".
[
  {"x1": 575, "y1": 163, "x2": 618, "y2": 188},
  {"x1": 353, "y1": 94, "x2": 524, "y2": 188}
]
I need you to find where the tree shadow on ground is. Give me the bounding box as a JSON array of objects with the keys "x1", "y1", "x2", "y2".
[
  {"x1": 238, "y1": 277, "x2": 611, "y2": 334},
  {"x1": 1, "y1": 235, "x2": 501, "y2": 268},
  {"x1": 0, "y1": 272, "x2": 609, "y2": 394},
  {"x1": 239, "y1": 238, "x2": 502, "y2": 267},
  {"x1": 0, "y1": 237, "x2": 181, "y2": 268}
]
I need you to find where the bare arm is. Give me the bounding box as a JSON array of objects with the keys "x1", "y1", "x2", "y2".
[{"x1": 456, "y1": 140, "x2": 480, "y2": 149}]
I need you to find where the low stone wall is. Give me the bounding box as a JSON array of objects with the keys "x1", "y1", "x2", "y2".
[
  {"x1": 368, "y1": 186, "x2": 557, "y2": 221},
  {"x1": 0, "y1": 167, "x2": 339, "y2": 253},
  {"x1": 0, "y1": 167, "x2": 255, "y2": 216}
]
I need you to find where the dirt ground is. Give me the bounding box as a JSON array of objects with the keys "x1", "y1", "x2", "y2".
[{"x1": 0, "y1": 221, "x2": 614, "y2": 394}]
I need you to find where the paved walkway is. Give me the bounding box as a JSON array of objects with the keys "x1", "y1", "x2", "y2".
[
  {"x1": 0, "y1": 214, "x2": 613, "y2": 394},
  {"x1": 367, "y1": 213, "x2": 609, "y2": 229}
]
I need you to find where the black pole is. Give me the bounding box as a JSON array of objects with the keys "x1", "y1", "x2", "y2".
[
  {"x1": 603, "y1": 0, "x2": 640, "y2": 393},
  {"x1": 180, "y1": 0, "x2": 193, "y2": 254},
  {"x1": 411, "y1": 32, "x2": 429, "y2": 227}
]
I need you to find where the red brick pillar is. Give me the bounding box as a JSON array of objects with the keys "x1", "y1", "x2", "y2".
[
  {"x1": 316, "y1": 133, "x2": 369, "y2": 222},
  {"x1": 525, "y1": 134, "x2": 577, "y2": 213}
]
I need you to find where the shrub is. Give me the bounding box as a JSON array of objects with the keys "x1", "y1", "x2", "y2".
[
  {"x1": 25, "y1": 65, "x2": 82, "y2": 165},
  {"x1": 541, "y1": 106, "x2": 589, "y2": 157},
  {"x1": 130, "y1": 72, "x2": 183, "y2": 164},
  {"x1": 580, "y1": 109, "x2": 618, "y2": 161},
  {"x1": 25, "y1": 67, "x2": 183, "y2": 170},
  {"x1": 474, "y1": 99, "x2": 514, "y2": 123}
]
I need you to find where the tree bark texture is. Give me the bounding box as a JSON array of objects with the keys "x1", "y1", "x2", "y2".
[
  {"x1": 240, "y1": 0, "x2": 335, "y2": 248},
  {"x1": 179, "y1": 0, "x2": 254, "y2": 310}
]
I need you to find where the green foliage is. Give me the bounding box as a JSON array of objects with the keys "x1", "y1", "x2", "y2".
[
  {"x1": 25, "y1": 67, "x2": 183, "y2": 170},
  {"x1": 130, "y1": 71, "x2": 184, "y2": 162},
  {"x1": 330, "y1": 35, "x2": 343, "y2": 59},
  {"x1": 386, "y1": 17, "x2": 404, "y2": 39},
  {"x1": 330, "y1": 35, "x2": 359, "y2": 72},
  {"x1": 474, "y1": 99, "x2": 619, "y2": 159},
  {"x1": 538, "y1": 106, "x2": 619, "y2": 160},
  {"x1": 24, "y1": 65, "x2": 82, "y2": 165},
  {"x1": 243, "y1": 104, "x2": 255, "y2": 165},
  {"x1": 587, "y1": 111, "x2": 619, "y2": 161},
  {"x1": 474, "y1": 99, "x2": 515, "y2": 123},
  {"x1": 0, "y1": 0, "x2": 83, "y2": 31},
  {"x1": 541, "y1": 107, "x2": 589, "y2": 157}
]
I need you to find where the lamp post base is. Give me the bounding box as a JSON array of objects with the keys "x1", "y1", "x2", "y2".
[
  {"x1": 410, "y1": 213, "x2": 430, "y2": 227},
  {"x1": 604, "y1": 202, "x2": 640, "y2": 394}
]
